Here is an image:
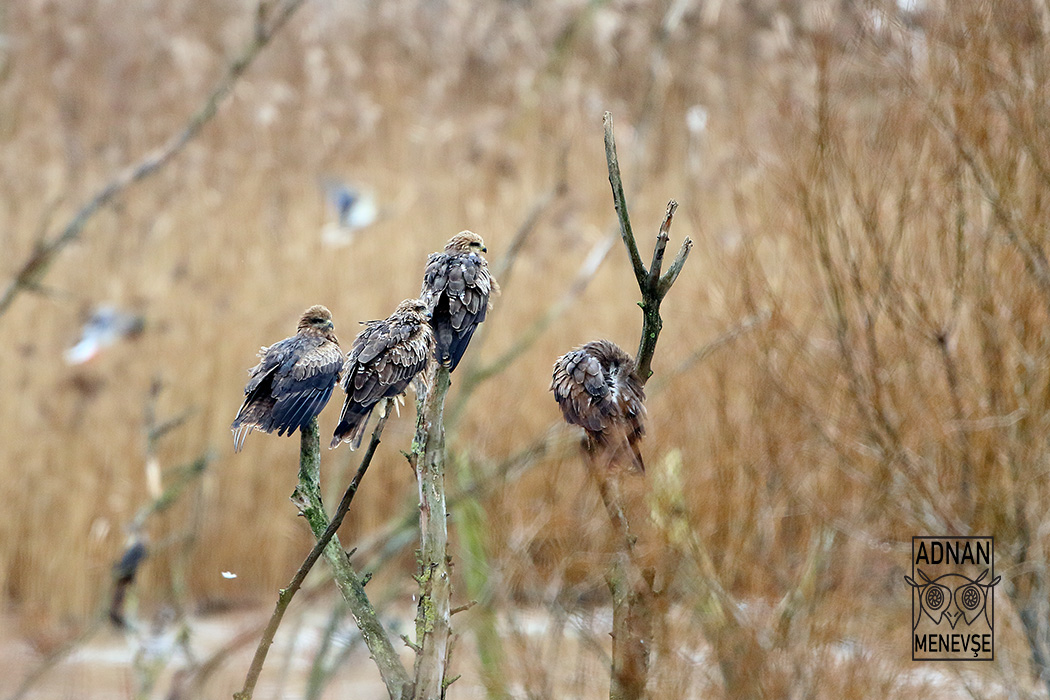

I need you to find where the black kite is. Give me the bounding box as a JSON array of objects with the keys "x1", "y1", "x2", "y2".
[
  {"x1": 231, "y1": 305, "x2": 342, "y2": 452},
  {"x1": 551, "y1": 339, "x2": 647, "y2": 472},
  {"x1": 420, "y1": 230, "x2": 495, "y2": 372},
  {"x1": 331, "y1": 298, "x2": 434, "y2": 449}
]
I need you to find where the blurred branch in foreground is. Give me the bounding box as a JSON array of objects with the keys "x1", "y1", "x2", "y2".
[
  {"x1": 6, "y1": 450, "x2": 210, "y2": 700},
  {"x1": 167, "y1": 310, "x2": 759, "y2": 695},
  {"x1": 0, "y1": 0, "x2": 307, "y2": 319}
]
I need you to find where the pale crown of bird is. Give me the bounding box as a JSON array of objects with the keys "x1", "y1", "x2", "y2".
[{"x1": 445, "y1": 230, "x2": 487, "y2": 254}]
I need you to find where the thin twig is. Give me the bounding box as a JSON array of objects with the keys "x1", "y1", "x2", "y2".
[
  {"x1": 648, "y1": 309, "x2": 771, "y2": 395},
  {"x1": 603, "y1": 113, "x2": 648, "y2": 283},
  {"x1": 658, "y1": 236, "x2": 693, "y2": 297},
  {"x1": 490, "y1": 161, "x2": 568, "y2": 287},
  {"x1": 0, "y1": 0, "x2": 308, "y2": 319},
  {"x1": 129, "y1": 455, "x2": 210, "y2": 532},
  {"x1": 647, "y1": 201, "x2": 675, "y2": 290}
]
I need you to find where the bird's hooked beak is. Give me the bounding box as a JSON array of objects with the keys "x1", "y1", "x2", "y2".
[
  {"x1": 324, "y1": 319, "x2": 335, "y2": 331},
  {"x1": 481, "y1": 245, "x2": 487, "y2": 253},
  {"x1": 423, "y1": 308, "x2": 433, "y2": 320}
]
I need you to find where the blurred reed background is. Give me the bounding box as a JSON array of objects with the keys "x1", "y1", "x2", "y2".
[{"x1": 3, "y1": 0, "x2": 1050, "y2": 697}]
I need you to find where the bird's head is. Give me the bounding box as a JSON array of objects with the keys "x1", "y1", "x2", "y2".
[
  {"x1": 393, "y1": 298, "x2": 431, "y2": 320},
  {"x1": 586, "y1": 339, "x2": 636, "y2": 375},
  {"x1": 299, "y1": 305, "x2": 335, "y2": 333},
  {"x1": 445, "y1": 230, "x2": 487, "y2": 254}
]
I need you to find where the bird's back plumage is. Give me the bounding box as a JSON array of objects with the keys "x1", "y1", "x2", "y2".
[
  {"x1": 331, "y1": 299, "x2": 434, "y2": 449},
  {"x1": 232, "y1": 306, "x2": 342, "y2": 452},
  {"x1": 551, "y1": 339, "x2": 647, "y2": 472},
  {"x1": 420, "y1": 231, "x2": 494, "y2": 372}
]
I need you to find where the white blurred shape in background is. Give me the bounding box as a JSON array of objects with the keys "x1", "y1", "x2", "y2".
[
  {"x1": 320, "y1": 177, "x2": 378, "y2": 248},
  {"x1": 65, "y1": 305, "x2": 145, "y2": 365}
]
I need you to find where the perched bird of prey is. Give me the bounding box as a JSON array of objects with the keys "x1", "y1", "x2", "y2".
[
  {"x1": 551, "y1": 340, "x2": 647, "y2": 472},
  {"x1": 320, "y1": 178, "x2": 378, "y2": 247},
  {"x1": 231, "y1": 305, "x2": 342, "y2": 452},
  {"x1": 420, "y1": 231, "x2": 495, "y2": 372},
  {"x1": 65, "y1": 305, "x2": 145, "y2": 365},
  {"x1": 331, "y1": 299, "x2": 434, "y2": 449}
]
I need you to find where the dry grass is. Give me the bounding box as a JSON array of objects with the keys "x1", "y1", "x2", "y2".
[{"x1": 4, "y1": 0, "x2": 1050, "y2": 697}]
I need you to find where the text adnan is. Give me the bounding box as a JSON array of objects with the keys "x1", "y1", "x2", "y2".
[{"x1": 914, "y1": 539, "x2": 990, "y2": 566}]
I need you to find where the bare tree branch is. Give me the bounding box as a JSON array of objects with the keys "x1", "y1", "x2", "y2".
[
  {"x1": 658, "y1": 236, "x2": 693, "y2": 297},
  {"x1": 235, "y1": 411, "x2": 396, "y2": 699},
  {"x1": 0, "y1": 0, "x2": 308, "y2": 319},
  {"x1": 647, "y1": 201, "x2": 675, "y2": 289},
  {"x1": 604, "y1": 113, "x2": 648, "y2": 283},
  {"x1": 408, "y1": 366, "x2": 454, "y2": 699},
  {"x1": 599, "y1": 113, "x2": 693, "y2": 700}
]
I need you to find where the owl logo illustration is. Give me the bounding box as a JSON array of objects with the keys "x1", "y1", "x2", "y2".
[{"x1": 905, "y1": 568, "x2": 1000, "y2": 631}]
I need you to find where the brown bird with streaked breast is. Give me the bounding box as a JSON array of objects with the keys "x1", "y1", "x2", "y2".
[
  {"x1": 231, "y1": 305, "x2": 343, "y2": 452},
  {"x1": 551, "y1": 339, "x2": 647, "y2": 472},
  {"x1": 331, "y1": 298, "x2": 434, "y2": 449},
  {"x1": 420, "y1": 230, "x2": 496, "y2": 372}
]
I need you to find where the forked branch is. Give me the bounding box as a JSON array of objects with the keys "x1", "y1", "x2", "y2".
[
  {"x1": 600, "y1": 112, "x2": 693, "y2": 700},
  {"x1": 602, "y1": 112, "x2": 693, "y2": 382},
  {"x1": 236, "y1": 411, "x2": 403, "y2": 699},
  {"x1": 236, "y1": 415, "x2": 411, "y2": 700}
]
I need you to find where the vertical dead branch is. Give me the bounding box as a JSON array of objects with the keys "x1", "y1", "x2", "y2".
[
  {"x1": 603, "y1": 113, "x2": 693, "y2": 383},
  {"x1": 600, "y1": 112, "x2": 692, "y2": 700},
  {"x1": 410, "y1": 365, "x2": 454, "y2": 699}
]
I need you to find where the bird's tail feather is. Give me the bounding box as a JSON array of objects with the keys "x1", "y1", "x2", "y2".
[
  {"x1": 586, "y1": 432, "x2": 645, "y2": 474},
  {"x1": 628, "y1": 438, "x2": 645, "y2": 474},
  {"x1": 439, "y1": 326, "x2": 477, "y2": 373},
  {"x1": 232, "y1": 424, "x2": 253, "y2": 452},
  {"x1": 331, "y1": 405, "x2": 372, "y2": 450}
]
